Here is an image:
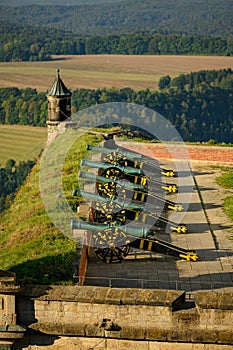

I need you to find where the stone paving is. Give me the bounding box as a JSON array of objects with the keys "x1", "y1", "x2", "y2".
[{"x1": 78, "y1": 145, "x2": 233, "y2": 293}]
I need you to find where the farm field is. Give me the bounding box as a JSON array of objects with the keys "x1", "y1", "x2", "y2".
[
  {"x1": 0, "y1": 125, "x2": 47, "y2": 167},
  {"x1": 0, "y1": 54, "x2": 233, "y2": 91}
]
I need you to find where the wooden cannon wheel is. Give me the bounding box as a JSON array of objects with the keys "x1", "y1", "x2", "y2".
[{"x1": 93, "y1": 226, "x2": 131, "y2": 263}]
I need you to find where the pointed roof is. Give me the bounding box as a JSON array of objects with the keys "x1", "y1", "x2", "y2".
[{"x1": 47, "y1": 69, "x2": 71, "y2": 97}]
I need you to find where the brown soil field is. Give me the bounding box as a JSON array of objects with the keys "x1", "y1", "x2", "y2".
[{"x1": 0, "y1": 54, "x2": 233, "y2": 91}]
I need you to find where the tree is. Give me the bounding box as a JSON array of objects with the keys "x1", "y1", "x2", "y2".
[
  {"x1": 5, "y1": 159, "x2": 16, "y2": 172},
  {"x1": 158, "y1": 75, "x2": 171, "y2": 90}
]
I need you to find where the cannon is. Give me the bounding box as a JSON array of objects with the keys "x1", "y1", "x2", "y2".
[
  {"x1": 80, "y1": 159, "x2": 178, "y2": 193},
  {"x1": 78, "y1": 171, "x2": 183, "y2": 211},
  {"x1": 86, "y1": 144, "x2": 175, "y2": 177},
  {"x1": 71, "y1": 220, "x2": 198, "y2": 263},
  {"x1": 72, "y1": 189, "x2": 187, "y2": 234}
]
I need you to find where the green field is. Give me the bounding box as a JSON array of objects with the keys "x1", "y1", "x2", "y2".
[
  {"x1": 0, "y1": 125, "x2": 47, "y2": 167},
  {"x1": 1, "y1": 54, "x2": 233, "y2": 91}
]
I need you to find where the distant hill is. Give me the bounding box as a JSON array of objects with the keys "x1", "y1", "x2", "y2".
[
  {"x1": 0, "y1": 0, "x2": 119, "y2": 5},
  {"x1": 1, "y1": 0, "x2": 233, "y2": 38}
]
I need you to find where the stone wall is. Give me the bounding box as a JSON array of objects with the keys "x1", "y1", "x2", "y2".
[
  {"x1": 13, "y1": 285, "x2": 233, "y2": 349},
  {"x1": 0, "y1": 271, "x2": 25, "y2": 349}
]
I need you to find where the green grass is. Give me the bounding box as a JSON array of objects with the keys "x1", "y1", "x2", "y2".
[
  {"x1": 216, "y1": 169, "x2": 233, "y2": 226},
  {"x1": 0, "y1": 125, "x2": 47, "y2": 167},
  {"x1": 216, "y1": 170, "x2": 233, "y2": 189},
  {"x1": 0, "y1": 131, "x2": 102, "y2": 284},
  {"x1": 223, "y1": 197, "x2": 233, "y2": 221}
]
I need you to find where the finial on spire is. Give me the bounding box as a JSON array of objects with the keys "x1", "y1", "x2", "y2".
[{"x1": 57, "y1": 69, "x2": 60, "y2": 77}]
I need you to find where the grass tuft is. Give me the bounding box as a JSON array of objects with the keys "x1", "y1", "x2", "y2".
[
  {"x1": 216, "y1": 169, "x2": 233, "y2": 226},
  {"x1": 216, "y1": 170, "x2": 233, "y2": 189}
]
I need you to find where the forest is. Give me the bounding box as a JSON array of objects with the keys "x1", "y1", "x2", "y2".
[
  {"x1": 1, "y1": 0, "x2": 232, "y2": 37},
  {"x1": 0, "y1": 69, "x2": 232, "y2": 143},
  {"x1": 1, "y1": 22, "x2": 233, "y2": 62},
  {"x1": 0, "y1": 159, "x2": 35, "y2": 213}
]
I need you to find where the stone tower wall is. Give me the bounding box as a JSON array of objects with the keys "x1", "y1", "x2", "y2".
[{"x1": 47, "y1": 95, "x2": 71, "y2": 122}]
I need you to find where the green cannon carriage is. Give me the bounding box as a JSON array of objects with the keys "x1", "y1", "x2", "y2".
[
  {"x1": 78, "y1": 170, "x2": 183, "y2": 211},
  {"x1": 72, "y1": 188, "x2": 187, "y2": 234},
  {"x1": 80, "y1": 159, "x2": 178, "y2": 193},
  {"x1": 87, "y1": 144, "x2": 175, "y2": 177},
  {"x1": 71, "y1": 220, "x2": 198, "y2": 263}
]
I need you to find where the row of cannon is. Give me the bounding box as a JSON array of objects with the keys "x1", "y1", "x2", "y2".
[{"x1": 71, "y1": 142, "x2": 198, "y2": 263}]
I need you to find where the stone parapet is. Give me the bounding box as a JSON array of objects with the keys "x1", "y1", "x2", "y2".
[
  {"x1": 16, "y1": 286, "x2": 233, "y2": 346},
  {"x1": 195, "y1": 291, "x2": 233, "y2": 310}
]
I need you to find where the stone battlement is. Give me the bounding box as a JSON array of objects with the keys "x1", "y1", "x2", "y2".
[{"x1": 14, "y1": 285, "x2": 233, "y2": 348}]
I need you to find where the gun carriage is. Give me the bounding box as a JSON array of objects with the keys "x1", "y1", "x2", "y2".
[
  {"x1": 86, "y1": 145, "x2": 175, "y2": 177},
  {"x1": 71, "y1": 143, "x2": 198, "y2": 264}
]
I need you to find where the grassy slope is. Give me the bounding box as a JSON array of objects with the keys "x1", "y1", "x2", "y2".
[
  {"x1": 0, "y1": 132, "x2": 102, "y2": 284},
  {"x1": 216, "y1": 169, "x2": 233, "y2": 222},
  {"x1": 0, "y1": 125, "x2": 47, "y2": 167}
]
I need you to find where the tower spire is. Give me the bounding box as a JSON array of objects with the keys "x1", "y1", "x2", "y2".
[{"x1": 46, "y1": 70, "x2": 72, "y2": 136}]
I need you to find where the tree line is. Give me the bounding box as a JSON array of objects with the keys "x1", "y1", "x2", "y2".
[
  {"x1": 0, "y1": 69, "x2": 232, "y2": 143},
  {"x1": 1, "y1": 21, "x2": 233, "y2": 62},
  {"x1": 1, "y1": 0, "x2": 233, "y2": 37},
  {"x1": 0, "y1": 159, "x2": 35, "y2": 213}
]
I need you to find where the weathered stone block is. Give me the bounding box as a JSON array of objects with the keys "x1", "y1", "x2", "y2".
[
  {"x1": 191, "y1": 329, "x2": 219, "y2": 343},
  {"x1": 85, "y1": 323, "x2": 105, "y2": 337},
  {"x1": 62, "y1": 323, "x2": 86, "y2": 336},
  {"x1": 218, "y1": 330, "x2": 233, "y2": 344},
  {"x1": 166, "y1": 329, "x2": 192, "y2": 342},
  {"x1": 36, "y1": 322, "x2": 63, "y2": 335},
  {"x1": 74, "y1": 286, "x2": 96, "y2": 303},
  {"x1": 145, "y1": 328, "x2": 167, "y2": 341},
  {"x1": 195, "y1": 291, "x2": 233, "y2": 310},
  {"x1": 105, "y1": 288, "x2": 122, "y2": 305},
  {"x1": 166, "y1": 290, "x2": 185, "y2": 309},
  {"x1": 119, "y1": 326, "x2": 145, "y2": 340},
  {"x1": 120, "y1": 288, "x2": 139, "y2": 305},
  {"x1": 91, "y1": 287, "x2": 109, "y2": 303}
]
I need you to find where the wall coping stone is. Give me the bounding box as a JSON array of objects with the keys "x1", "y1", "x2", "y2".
[
  {"x1": 20, "y1": 285, "x2": 185, "y2": 308},
  {"x1": 194, "y1": 291, "x2": 233, "y2": 310}
]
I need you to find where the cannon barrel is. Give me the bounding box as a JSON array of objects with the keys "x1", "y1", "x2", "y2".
[
  {"x1": 72, "y1": 188, "x2": 146, "y2": 210},
  {"x1": 86, "y1": 144, "x2": 175, "y2": 177},
  {"x1": 78, "y1": 170, "x2": 146, "y2": 192},
  {"x1": 80, "y1": 159, "x2": 177, "y2": 191},
  {"x1": 86, "y1": 144, "x2": 142, "y2": 160},
  {"x1": 71, "y1": 220, "x2": 197, "y2": 261},
  {"x1": 71, "y1": 219, "x2": 148, "y2": 237},
  {"x1": 81, "y1": 159, "x2": 143, "y2": 175},
  {"x1": 78, "y1": 171, "x2": 182, "y2": 211},
  {"x1": 72, "y1": 189, "x2": 186, "y2": 231}
]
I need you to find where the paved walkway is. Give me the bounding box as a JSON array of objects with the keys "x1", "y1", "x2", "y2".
[{"x1": 81, "y1": 145, "x2": 233, "y2": 292}]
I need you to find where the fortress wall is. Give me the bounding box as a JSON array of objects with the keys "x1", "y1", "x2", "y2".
[
  {"x1": 13, "y1": 336, "x2": 233, "y2": 350},
  {"x1": 14, "y1": 286, "x2": 233, "y2": 349}
]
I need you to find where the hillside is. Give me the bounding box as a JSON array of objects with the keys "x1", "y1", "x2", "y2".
[
  {"x1": 0, "y1": 0, "x2": 118, "y2": 5},
  {"x1": 1, "y1": 0, "x2": 232, "y2": 38},
  {"x1": 0, "y1": 132, "x2": 102, "y2": 284}
]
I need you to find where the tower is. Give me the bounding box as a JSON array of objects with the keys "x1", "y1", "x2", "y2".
[{"x1": 47, "y1": 69, "x2": 72, "y2": 135}]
